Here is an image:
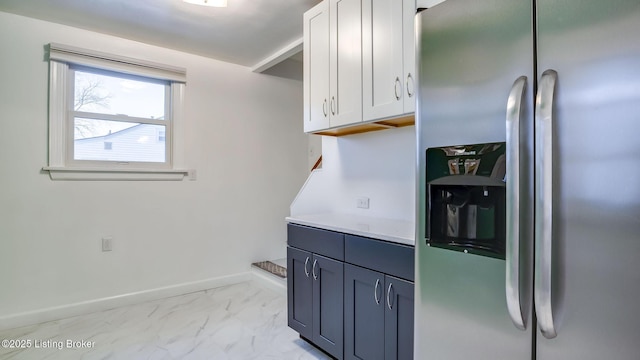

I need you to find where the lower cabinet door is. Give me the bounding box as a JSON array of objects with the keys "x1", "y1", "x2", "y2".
[
  {"x1": 312, "y1": 254, "x2": 344, "y2": 359},
  {"x1": 287, "y1": 246, "x2": 313, "y2": 339},
  {"x1": 384, "y1": 275, "x2": 414, "y2": 360},
  {"x1": 345, "y1": 264, "x2": 385, "y2": 360}
]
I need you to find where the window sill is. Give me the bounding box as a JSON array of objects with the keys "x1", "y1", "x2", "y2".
[{"x1": 42, "y1": 166, "x2": 190, "y2": 181}]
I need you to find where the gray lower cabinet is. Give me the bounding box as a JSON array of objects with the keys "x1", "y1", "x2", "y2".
[
  {"x1": 288, "y1": 224, "x2": 344, "y2": 359},
  {"x1": 312, "y1": 254, "x2": 344, "y2": 357},
  {"x1": 288, "y1": 247, "x2": 344, "y2": 359},
  {"x1": 344, "y1": 264, "x2": 385, "y2": 359},
  {"x1": 288, "y1": 224, "x2": 414, "y2": 360},
  {"x1": 287, "y1": 246, "x2": 314, "y2": 339},
  {"x1": 344, "y1": 266, "x2": 414, "y2": 360},
  {"x1": 383, "y1": 275, "x2": 414, "y2": 360},
  {"x1": 343, "y1": 234, "x2": 415, "y2": 360}
]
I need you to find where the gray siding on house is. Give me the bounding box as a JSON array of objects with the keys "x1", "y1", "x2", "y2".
[{"x1": 75, "y1": 124, "x2": 166, "y2": 163}]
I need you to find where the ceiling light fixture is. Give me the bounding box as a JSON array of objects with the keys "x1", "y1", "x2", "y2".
[{"x1": 183, "y1": 0, "x2": 227, "y2": 7}]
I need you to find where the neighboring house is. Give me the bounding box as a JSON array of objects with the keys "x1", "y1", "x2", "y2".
[{"x1": 75, "y1": 124, "x2": 166, "y2": 163}]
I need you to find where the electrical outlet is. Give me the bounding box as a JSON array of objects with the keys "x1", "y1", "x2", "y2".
[
  {"x1": 357, "y1": 197, "x2": 370, "y2": 209},
  {"x1": 102, "y1": 237, "x2": 113, "y2": 252}
]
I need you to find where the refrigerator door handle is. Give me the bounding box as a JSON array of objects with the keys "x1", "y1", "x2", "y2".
[
  {"x1": 505, "y1": 76, "x2": 527, "y2": 331},
  {"x1": 534, "y1": 69, "x2": 558, "y2": 339}
]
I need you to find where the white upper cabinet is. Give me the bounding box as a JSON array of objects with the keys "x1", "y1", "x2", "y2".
[
  {"x1": 362, "y1": 0, "x2": 404, "y2": 121},
  {"x1": 304, "y1": 0, "x2": 416, "y2": 134},
  {"x1": 328, "y1": 0, "x2": 362, "y2": 128},
  {"x1": 362, "y1": 0, "x2": 416, "y2": 121},
  {"x1": 304, "y1": 0, "x2": 362, "y2": 132},
  {"x1": 303, "y1": 2, "x2": 330, "y2": 133},
  {"x1": 403, "y1": 0, "x2": 417, "y2": 113}
]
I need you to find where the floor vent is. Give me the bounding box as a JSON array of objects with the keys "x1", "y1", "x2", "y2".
[{"x1": 251, "y1": 261, "x2": 287, "y2": 279}]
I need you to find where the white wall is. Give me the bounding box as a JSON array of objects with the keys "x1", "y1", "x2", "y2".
[
  {"x1": 323, "y1": 127, "x2": 416, "y2": 221},
  {"x1": 0, "y1": 11, "x2": 307, "y2": 324},
  {"x1": 308, "y1": 134, "x2": 323, "y2": 171},
  {"x1": 291, "y1": 126, "x2": 416, "y2": 221}
]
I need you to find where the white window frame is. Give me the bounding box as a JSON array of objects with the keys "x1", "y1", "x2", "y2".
[{"x1": 43, "y1": 43, "x2": 189, "y2": 181}]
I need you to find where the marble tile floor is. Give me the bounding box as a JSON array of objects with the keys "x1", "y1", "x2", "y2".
[{"x1": 0, "y1": 281, "x2": 331, "y2": 360}]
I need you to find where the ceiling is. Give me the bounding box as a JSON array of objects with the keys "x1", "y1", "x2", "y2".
[{"x1": 0, "y1": 0, "x2": 321, "y2": 68}]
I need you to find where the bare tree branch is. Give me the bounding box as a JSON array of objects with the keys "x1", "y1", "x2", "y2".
[
  {"x1": 75, "y1": 79, "x2": 111, "y2": 111},
  {"x1": 74, "y1": 78, "x2": 112, "y2": 139}
]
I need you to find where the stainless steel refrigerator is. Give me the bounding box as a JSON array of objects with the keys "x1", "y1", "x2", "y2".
[{"x1": 415, "y1": 0, "x2": 640, "y2": 359}]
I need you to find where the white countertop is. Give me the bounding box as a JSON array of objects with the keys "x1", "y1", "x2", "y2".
[{"x1": 286, "y1": 213, "x2": 415, "y2": 246}]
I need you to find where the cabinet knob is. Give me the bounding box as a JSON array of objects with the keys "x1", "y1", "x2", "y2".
[
  {"x1": 322, "y1": 99, "x2": 328, "y2": 117},
  {"x1": 387, "y1": 283, "x2": 394, "y2": 310}
]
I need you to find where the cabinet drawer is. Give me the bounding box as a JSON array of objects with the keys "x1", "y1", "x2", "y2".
[
  {"x1": 345, "y1": 235, "x2": 414, "y2": 281},
  {"x1": 288, "y1": 224, "x2": 345, "y2": 261}
]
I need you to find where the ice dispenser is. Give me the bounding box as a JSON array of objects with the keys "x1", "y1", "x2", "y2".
[{"x1": 426, "y1": 143, "x2": 506, "y2": 259}]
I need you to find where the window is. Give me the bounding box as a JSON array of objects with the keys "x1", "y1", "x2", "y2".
[
  {"x1": 44, "y1": 43, "x2": 188, "y2": 180},
  {"x1": 72, "y1": 68, "x2": 168, "y2": 163}
]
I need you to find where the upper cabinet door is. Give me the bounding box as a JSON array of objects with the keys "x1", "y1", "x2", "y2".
[
  {"x1": 303, "y1": 1, "x2": 330, "y2": 133},
  {"x1": 402, "y1": 0, "x2": 417, "y2": 113},
  {"x1": 329, "y1": 0, "x2": 362, "y2": 128},
  {"x1": 362, "y1": 0, "x2": 404, "y2": 121}
]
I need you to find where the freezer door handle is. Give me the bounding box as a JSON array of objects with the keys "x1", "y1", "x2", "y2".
[
  {"x1": 534, "y1": 69, "x2": 558, "y2": 339},
  {"x1": 505, "y1": 76, "x2": 527, "y2": 331}
]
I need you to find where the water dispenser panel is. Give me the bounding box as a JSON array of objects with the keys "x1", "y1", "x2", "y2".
[{"x1": 426, "y1": 143, "x2": 506, "y2": 259}]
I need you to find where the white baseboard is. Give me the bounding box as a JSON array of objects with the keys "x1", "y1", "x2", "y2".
[
  {"x1": 0, "y1": 272, "x2": 251, "y2": 332},
  {"x1": 250, "y1": 267, "x2": 287, "y2": 296}
]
